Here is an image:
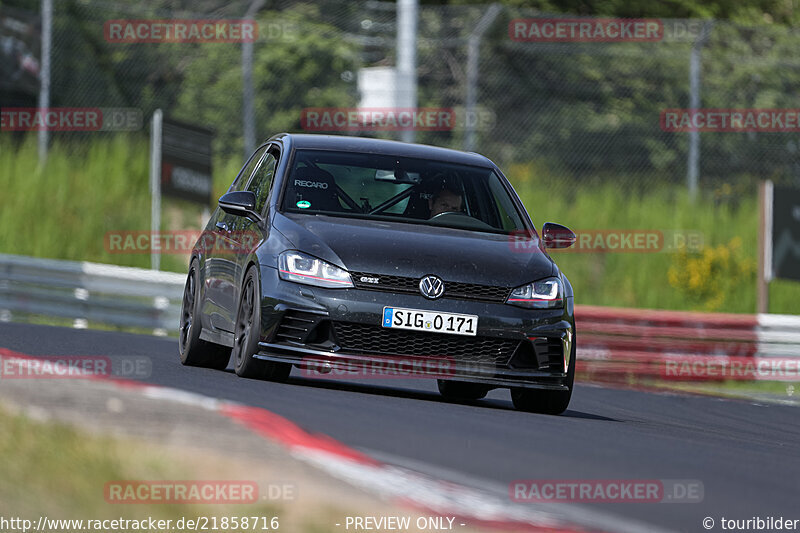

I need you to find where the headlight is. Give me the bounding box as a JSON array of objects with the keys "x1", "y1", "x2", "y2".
[
  {"x1": 278, "y1": 251, "x2": 353, "y2": 288},
  {"x1": 506, "y1": 277, "x2": 563, "y2": 309}
]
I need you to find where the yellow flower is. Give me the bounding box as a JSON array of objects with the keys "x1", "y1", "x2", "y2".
[{"x1": 667, "y1": 237, "x2": 754, "y2": 311}]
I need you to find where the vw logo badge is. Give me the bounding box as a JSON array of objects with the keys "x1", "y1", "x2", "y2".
[{"x1": 419, "y1": 275, "x2": 445, "y2": 299}]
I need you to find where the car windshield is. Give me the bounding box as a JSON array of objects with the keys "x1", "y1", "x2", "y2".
[{"x1": 281, "y1": 149, "x2": 528, "y2": 234}]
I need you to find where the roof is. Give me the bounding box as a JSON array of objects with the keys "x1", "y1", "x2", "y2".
[{"x1": 268, "y1": 133, "x2": 495, "y2": 168}]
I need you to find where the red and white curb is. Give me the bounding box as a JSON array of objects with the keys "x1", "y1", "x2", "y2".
[{"x1": 0, "y1": 349, "x2": 673, "y2": 533}]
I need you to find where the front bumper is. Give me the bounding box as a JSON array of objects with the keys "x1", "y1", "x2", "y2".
[{"x1": 255, "y1": 266, "x2": 574, "y2": 390}]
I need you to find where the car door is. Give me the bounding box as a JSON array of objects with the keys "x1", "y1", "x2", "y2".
[
  {"x1": 224, "y1": 145, "x2": 280, "y2": 324},
  {"x1": 204, "y1": 144, "x2": 269, "y2": 333}
]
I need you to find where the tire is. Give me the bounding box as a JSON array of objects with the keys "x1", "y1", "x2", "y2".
[
  {"x1": 437, "y1": 380, "x2": 490, "y2": 401},
  {"x1": 511, "y1": 335, "x2": 576, "y2": 415},
  {"x1": 179, "y1": 259, "x2": 231, "y2": 370},
  {"x1": 232, "y1": 266, "x2": 291, "y2": 381}
]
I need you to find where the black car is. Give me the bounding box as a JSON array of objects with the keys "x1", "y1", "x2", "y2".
[{"x1": 179, "y1": 134, "x2": 577, "y2": 414}]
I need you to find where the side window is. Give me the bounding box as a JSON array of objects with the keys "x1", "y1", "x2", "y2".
[
  {"x1": 229, "y1": 145, "x2": 268, "y2": 192},
  {"x1": 247, "y1": 150, "x2": 278, "y2": 213}
]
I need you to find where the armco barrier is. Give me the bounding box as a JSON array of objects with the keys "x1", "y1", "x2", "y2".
[
  {"x1": 0, "y1": 254, "x2": 798, "y2": 377},
  {"x1": 576, "y1": 305, "x2": 800, "y2": 383},
  {"x1": 0, "y1": 253, "x2": 185, "y2": 334}
]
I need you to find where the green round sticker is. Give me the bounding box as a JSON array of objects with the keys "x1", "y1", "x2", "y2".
[{"x1": 296, "y1": 200, "x2": 311, "y2": 209}]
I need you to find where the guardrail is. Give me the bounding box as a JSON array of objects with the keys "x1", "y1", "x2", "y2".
[
  {"x1": 0, "y1": 253, "x2": 185, "y2": 334},
  {"x1": 1, "y1": 254, "x2": 798, "y2": 381},
  {"x1": 576, "y1": 305, "x2": 800, "y2": 383}
]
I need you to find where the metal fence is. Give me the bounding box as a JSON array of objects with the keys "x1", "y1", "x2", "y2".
[
  {"x1": 5, "y1": 0, "x2": 800, "y2": 197},
  {"x1": 0, "y1": 253, "x2": 184, "y2": 334}
]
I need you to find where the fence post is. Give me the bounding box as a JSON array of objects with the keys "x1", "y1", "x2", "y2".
[
  {"x1": 37, "y1": 0, "x2": 53, "y2": 167},
  {"x1": 757, "y1": 180, "x2": 773, "y2": 314},
  {"x1": 242, "y1": 0, "x2": 265, "y2": 158},
  {"x1": 149, "y1": 110, "x2": 163, "y2": 271},
  {"x1": 397, "y1": 0, "x2": 418, "y2": 143},
  {"x1": 464, "y1": 3, "x2": 502, "y2": 152},
  {"x1": 686, "y1": 21, "x2": 712, "y2": 201}
]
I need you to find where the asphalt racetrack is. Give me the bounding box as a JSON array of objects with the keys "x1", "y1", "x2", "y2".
[{"x1": 2, "y1": 322, "x2": 798, "y2": 532}]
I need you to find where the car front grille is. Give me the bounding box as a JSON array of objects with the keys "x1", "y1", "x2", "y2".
[
  {"x1": 351, "y1": 272, "x2": 418, "y2": 293},
  {"x1": 332, "y1": 321, "x2": 519, "y2": 366},
  {"x1": 350, "y1": 271, "x2": 511, "y2": 303}
]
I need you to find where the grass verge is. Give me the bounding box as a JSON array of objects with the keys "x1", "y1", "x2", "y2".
[{"x1": 0, "y1": 406, "x2": 281, "y2": 523}]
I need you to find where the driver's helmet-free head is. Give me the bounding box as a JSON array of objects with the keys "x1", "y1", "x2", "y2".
[
  {"x1": 404, "y1": 170, "x2": 463, "y2": 219},
  {"x1": 425, "y1": 170, "x2": 462, "y2": 198},
  {"x1": 426, "y1": 170, "x2": 464, "y2": 216}
]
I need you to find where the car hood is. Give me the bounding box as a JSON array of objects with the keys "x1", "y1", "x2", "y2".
[{"x1": 272, "y1": 213, "x2": 554, "y2": 287}]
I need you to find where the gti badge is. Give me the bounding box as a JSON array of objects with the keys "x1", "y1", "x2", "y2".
[{"x1": 419, "y1": 275, "x2": 445, "y2": 299}]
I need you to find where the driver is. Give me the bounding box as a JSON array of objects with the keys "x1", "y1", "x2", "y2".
[
  {"x1": 429, "y1": 186, "x2": 463, "y2": 218},
  {"x1": 427, "y1": 172, "x2": 465, "y2": 218}
]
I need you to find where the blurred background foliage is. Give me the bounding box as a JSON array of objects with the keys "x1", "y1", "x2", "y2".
[{"x1": 1, "y1": 0, "x2": 799, "y2": 313}]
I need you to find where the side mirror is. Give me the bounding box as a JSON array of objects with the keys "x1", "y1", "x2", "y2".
[
  {"x1": 541, "y1": 222, "x2": 576, "y2": 249},
  {"x1": 218, "y1": 191, "x2": 261, "y2": 221}
]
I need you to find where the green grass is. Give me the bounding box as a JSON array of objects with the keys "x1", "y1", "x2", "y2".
[
  {"x1": 0, "y1": 407, "x2": 282, "y2": 521},
  {"x1": 513, "y1": 177, "x2": 800, "y2": 314},
  {"x1": 0, "y1": 406, "x2": 407, "y2": 532},
  {"x1": 2, "y1": 134, "x2": 799, "y2": 314},
  {"x1": 0, "y1": 135, "x2": 237, "y2": 273},
  {"x1": 0, "y1": 404, "x2": 492, "y2": 533}
]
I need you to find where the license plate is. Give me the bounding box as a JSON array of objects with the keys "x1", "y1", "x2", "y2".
[{"x1": 382, "y1": 307, "x2": 478, "y2": 336}]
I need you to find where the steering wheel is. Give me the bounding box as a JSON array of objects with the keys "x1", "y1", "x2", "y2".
[{"x1": 430, "y1": 211, "x2": 467, "y2": 220}]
